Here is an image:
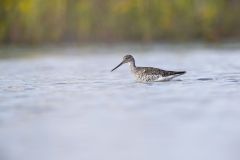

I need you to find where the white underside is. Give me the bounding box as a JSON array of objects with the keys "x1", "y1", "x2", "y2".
[
  {"x1": 154, "y1": 74, "x2": 181, "y2": 82},
  {"x1": 136, "y1": 74, "x2": 182, "y2": 82}
]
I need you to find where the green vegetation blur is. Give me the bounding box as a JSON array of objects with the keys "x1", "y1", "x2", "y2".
[{"x1": 1, "y1": 0, "x2": 240, "y2": 44}]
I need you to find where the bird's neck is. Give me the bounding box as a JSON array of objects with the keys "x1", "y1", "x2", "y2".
[{"x1": 128, "y1": 59, "x2": 136, "y2": 72}]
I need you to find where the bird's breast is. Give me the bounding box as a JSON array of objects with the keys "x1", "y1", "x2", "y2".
[{"x1": 134, "y1": 72, "x2": 161, "y2": 82}]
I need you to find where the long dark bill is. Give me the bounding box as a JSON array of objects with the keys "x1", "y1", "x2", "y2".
[{"x1": 111, "y1": 62, "x2": 124, "y2": 72}]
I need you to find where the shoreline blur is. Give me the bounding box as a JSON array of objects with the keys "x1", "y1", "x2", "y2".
[
  {"x1": 0, "y1": 42, "x2": 240, "y2": 59},
  {"x1": 1, "y1": 0, "x2": 240, "y2": 45}
]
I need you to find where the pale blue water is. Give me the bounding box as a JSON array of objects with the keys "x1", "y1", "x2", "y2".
[{"x1": 0, "y1": 45, "x2": 240, "y2": 160}]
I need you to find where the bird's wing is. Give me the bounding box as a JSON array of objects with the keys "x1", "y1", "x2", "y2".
[{"x1": 141, "y1": 67, "x2": 184, "y2": 77}]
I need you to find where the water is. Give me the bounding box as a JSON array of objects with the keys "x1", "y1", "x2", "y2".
[{"x1": 0, "y1": 45, "x2": 240, "y2": 160}]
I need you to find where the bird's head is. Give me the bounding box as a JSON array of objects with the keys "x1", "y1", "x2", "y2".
[{"x1": 111, "y1": 55, "x2": 134, "y2": 72}]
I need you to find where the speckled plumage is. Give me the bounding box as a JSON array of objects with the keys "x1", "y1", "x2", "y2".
[
  {"x1": 132, "y1": 67, "x2": 185, "y2": 82},
  {"x1": 111, "y1": 55, "x2": 186, "y2": 82}
]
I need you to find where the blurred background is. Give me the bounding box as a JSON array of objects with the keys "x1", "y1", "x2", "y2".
[{"x1": 0, "y1": 0, "x2": 240, "y2": 45}]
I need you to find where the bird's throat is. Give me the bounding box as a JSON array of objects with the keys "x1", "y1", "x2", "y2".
[{"x1": 128, "y1": 61, "x2": 136, "y2": 72}]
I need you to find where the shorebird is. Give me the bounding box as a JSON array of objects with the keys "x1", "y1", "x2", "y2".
[{"x1": 111, "y1": 55, "x2": 186, "y2": 82}]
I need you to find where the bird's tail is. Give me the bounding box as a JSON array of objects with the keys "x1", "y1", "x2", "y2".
[{"x1": 174, "y1": 71, "x2": 186, "y2": 75}]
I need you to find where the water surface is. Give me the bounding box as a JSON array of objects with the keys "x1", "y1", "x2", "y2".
[{"x1": 0, "y1": 45, "x2": 240, "y2": 160}]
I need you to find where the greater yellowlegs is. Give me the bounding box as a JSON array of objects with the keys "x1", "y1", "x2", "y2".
[{"x1": 111, "y1": 55, "x2": 186, "y2": 82}]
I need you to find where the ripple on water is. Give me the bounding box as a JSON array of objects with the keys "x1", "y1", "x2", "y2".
[
  {"x1": 196, "y1": 78, "x2": 214, "y2": 81},
  {"x1": 226, "y1": 78, "x2": 240, "y2": 83},
  {"x1": 53, "y1": 82, "x2": 68, "y2": 85},
  {"x1": 4, "y1": 86, "x2": 25, "y2": 92}
]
